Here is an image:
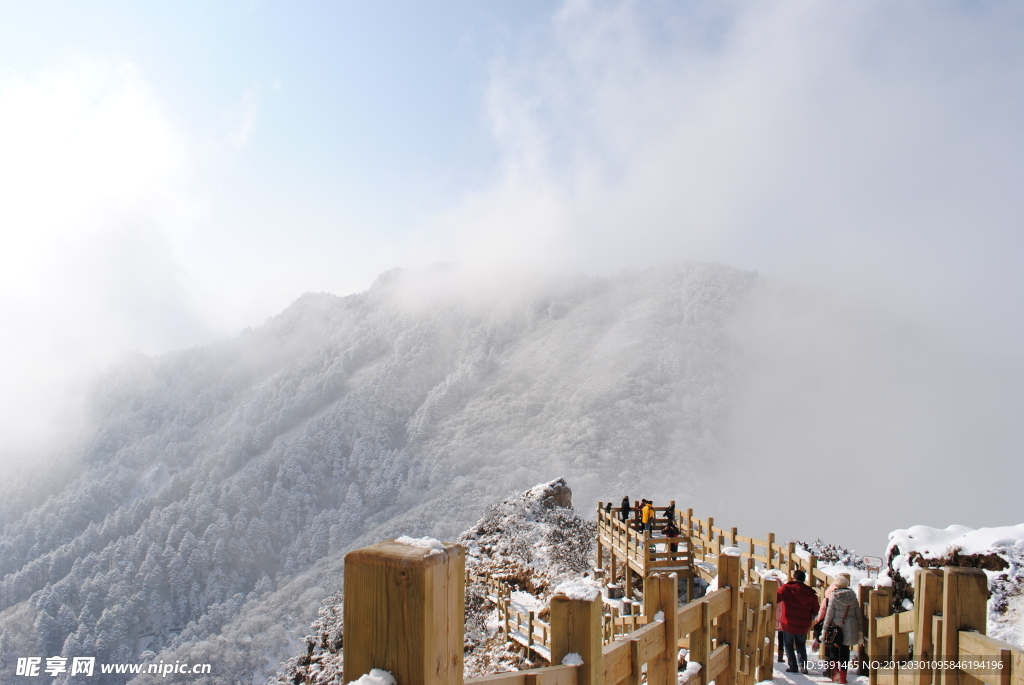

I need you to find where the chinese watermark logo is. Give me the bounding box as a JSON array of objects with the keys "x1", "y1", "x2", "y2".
[
  {"x1": 14, "y1": 656, "x2": 210, "y2": 677},
  {"x1": 16, "y1": 657, "x2": 94, "y2": 677}
]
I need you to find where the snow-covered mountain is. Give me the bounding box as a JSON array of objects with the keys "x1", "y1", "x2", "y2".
[
  {"x1": 0, "y1": 263, "x2": 758, "y2": 684},
  {"x1": 4, "y1": 261, "x2": 1018, "y2": 684}
]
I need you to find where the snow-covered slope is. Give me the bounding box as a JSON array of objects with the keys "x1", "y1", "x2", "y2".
[
  {"x1": 6, "y1": 261, "x2": 1015, "y2": 684},
  {"x1": 0, "y1": 263, "x2": 756, "y2": 684}
]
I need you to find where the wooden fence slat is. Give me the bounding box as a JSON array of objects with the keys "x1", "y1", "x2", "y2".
[
  {"x1": 708, "y1": 644, "x2": 731, "y2": 680},
  {"x1": 706, "y1": 588, "x2": 732, "y2": 621},
  {"x1": 644, "y1": 573, "x2": 679, "y2": 685},
  {"x1": 757, "y1": 579, "x2": 779, "y2": 683},
  {"x1": 715, "y1": 552, "x2": 740, "y2": 685},
  {"x1": 627, "y1": 639, "x2": 641, "y2": 685},
  {"x1": 601, "y1": 637, "x2": 632, "y2": 685},
  {"x1": 914, "y1": 570, "x2": 945, "y2": 685},
  {"x1": 691, "y1": 599, "x2": 712, "y2": 685},
  {"x1": 939, "y1": 568, "x2": 988, "y2": 685},
  {"x1": 958, "y1": 632, "x2": 1016, "y2": 685},
  {"x1": 466, "y1": 664, "x2": 580, "y2": 685},
  {"x1": 869, "y1": 586, "x2": 894, "y2": 685}
]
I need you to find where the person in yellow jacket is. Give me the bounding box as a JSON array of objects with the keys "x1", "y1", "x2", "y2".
[{"x1": 640, "y1": 500, "x2": 655, "y2": 534}]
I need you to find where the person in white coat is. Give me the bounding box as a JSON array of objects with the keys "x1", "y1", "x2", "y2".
[{"x1": 819, "y1": 576, "x2": 862, "y2": 684}]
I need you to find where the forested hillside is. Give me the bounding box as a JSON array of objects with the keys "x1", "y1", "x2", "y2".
[{"x1": 0, "y1": 263, "x2": 758, "y2": 683}]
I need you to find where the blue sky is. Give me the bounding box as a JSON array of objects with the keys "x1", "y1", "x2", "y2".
[{"x1": 2, "y1": 0, "x2": 1024, "y2": 460}]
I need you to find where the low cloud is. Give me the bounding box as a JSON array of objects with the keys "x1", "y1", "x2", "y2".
[
  {"x1": 442, "y1": 0, "x2": 1024, "y2": 350},
  {"x1": 433, "y1": 0, "x2": 1024, "y2": 544},
  {"x1": 0, "y1": 58, "x2": 208, "y2": 460}
]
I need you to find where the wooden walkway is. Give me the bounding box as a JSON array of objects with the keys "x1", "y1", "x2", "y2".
[
  {"x1": 596, "y1": 501, "x2": 846, "y2": 602},
  {"x1": 346, "y1": 513, "x2": 1024, "y2": 685},
  {"x1": 595, "y1": 503, "x2": 693, "y2": 600}
]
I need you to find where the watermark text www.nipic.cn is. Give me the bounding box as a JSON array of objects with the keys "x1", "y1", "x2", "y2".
[{"x1": 15, "y1": 656, "x2": 212, "y2": 677}]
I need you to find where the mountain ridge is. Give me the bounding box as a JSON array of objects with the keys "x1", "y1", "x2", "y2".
[{"x1": 0, "y1": 262, "x2": 783, "y2": 683}]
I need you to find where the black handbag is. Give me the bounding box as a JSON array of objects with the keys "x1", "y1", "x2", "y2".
[{"x1": 823, "y1": 603, "x2": 851, "y2": 645}]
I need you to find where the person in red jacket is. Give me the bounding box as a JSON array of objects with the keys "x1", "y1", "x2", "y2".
[{"x1": 776, "y1": 570, "x2": 821, "y2": 674}]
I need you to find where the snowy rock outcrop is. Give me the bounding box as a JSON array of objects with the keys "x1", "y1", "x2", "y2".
[
  {"x1": 883, "y1": 524, "x2": 1024, "y2": 647},
  {"x1": 460, "y1": 478, "x2": 596, "y2": 588}
]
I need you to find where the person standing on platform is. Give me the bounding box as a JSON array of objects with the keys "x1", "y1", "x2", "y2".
[
  {"x1": 662, "y1": 518, "x2": 680, "y2": 554},
  {"x1": 776, "y1": 569, "x2": 820, "y2": 675},
  {"x1": 620, "y1": 496, "x2": 631, "y2": 523},
  {"x1": 641, "y1": 500, "x2": 655, "y2": 534}
]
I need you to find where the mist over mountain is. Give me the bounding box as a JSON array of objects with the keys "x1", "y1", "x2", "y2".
[{"x1": 1, "y1": 262, "x2": 1020, "y2": 684}]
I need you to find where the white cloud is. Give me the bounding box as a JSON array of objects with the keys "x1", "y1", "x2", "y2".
[
  {"x1": 440, "y1": 0, "x2": 1024, "y2": 348},
  {"x1": 225, "y1": 86, "x2": 260, "y2": 150},
  {"x1": 0, "y1": 58, "x2": 207, "y2": 459}
]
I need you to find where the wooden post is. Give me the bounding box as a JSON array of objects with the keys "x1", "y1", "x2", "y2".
[
  {"x1": 550, "y1": 591, "x2": 604, "y2": 685},
  {"x1": 610, "y1": 551, "x2": 618, "y2": 586},
  {"x1": 857, "y1": 582, "x2": 872, "y2": 676},
  {"x1": 717, "y1": 551, "x2": 741, "y2": 685},
  {"x1": 812, "y1": 557, "x2": 826, "y2": 661},
  {"x1": 628, "y1": 639, "x2": 642, "y2": 685},
  {"x1": 758, "y1": 578, "x2": 779, "y2": 683},
  {"x1": 625, "y1": 563, "x2": 633, "y2": 600},
  {"x1": 686, "y1": 508, "x2": 694, "y2": 535},
  {"x1": 597, "y1": 539, "x2": 604, "y2": 571},
  {"x1": 730, "y1": 527, "x2": 738, "y2": 546},
  {"x1": 736, "y1": 584, "x2": 761, "y2": 685},
  {"x1": 644, "y1": 573, "x2": 680, "y2": 685},
  {"x1": 893, "y1": 611, "x2": 910, "y2": 669},
  {"x1": 868, "y1": 585, "x2": 893, "y2": 685},
  {"x1": 913, "y1": 569, "x2": 944, "y2": 685},
  {"x1": 343, "y1": 539, "x2": 465, "y2": 685},
  {"x1": 938, "y1": 567, "x2": 988, "y2": 685},
  {"x1": 766, "y1": 534, "x2": 775, "y2": 569},
  {"x1": 786, "y1": 543, "x2": 796, "y2": 577},
  {"x1": 691, "y1": 600, "x2": 712, "y2": 685}
]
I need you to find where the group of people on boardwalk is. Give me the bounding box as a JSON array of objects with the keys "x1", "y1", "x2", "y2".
[
  {"x1": 613, "y1": 497, "x2": 680, "y2": 538},
  {"x1": 776, "y1": 570, "x2": 862, "y2": 683},
  {"x1": 609, "y1": 496, "x2": 682, "y2": 553}
]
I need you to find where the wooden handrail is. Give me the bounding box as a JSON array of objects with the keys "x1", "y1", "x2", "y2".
[{"x1": 346, "y1": 505, "x2": 1024, "y2": 685}]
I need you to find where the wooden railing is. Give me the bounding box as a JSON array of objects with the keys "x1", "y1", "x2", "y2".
[
  {"x1": 344, "y1": 539, "x2": 764, "y2": 685},
  {"x1": 864, "y1": 567, "x2": 1024, "y2": 685},
  {"x1": 344, "y1": 529, "x2": 1024, "y2": 685},
  {"x1": 597, "y1": 502, "x2": 842, "y2": 594},
  {"x1": 469, "y1": 568, "x2": 655, "y2": 649},
  {"x1": 596, "y1": 504, "x2": 693, "y2": 601},
  {"x1": 465, "y1": 554, "x2": 752, "y2": 685},
  {"x1": 675, "y1": 506, "x2": 837, "y2": 590},
  {"x1": 468, "y1": 572, "x2": 554, "y2": 658}
]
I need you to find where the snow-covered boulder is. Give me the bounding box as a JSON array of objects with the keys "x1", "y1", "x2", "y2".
[
  {"x1": 459, "y1": 477, "x2": 596, "y2": 589},
  {"x1": 883, "y1": 524, "x2": 1024, "y2": 648}
]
